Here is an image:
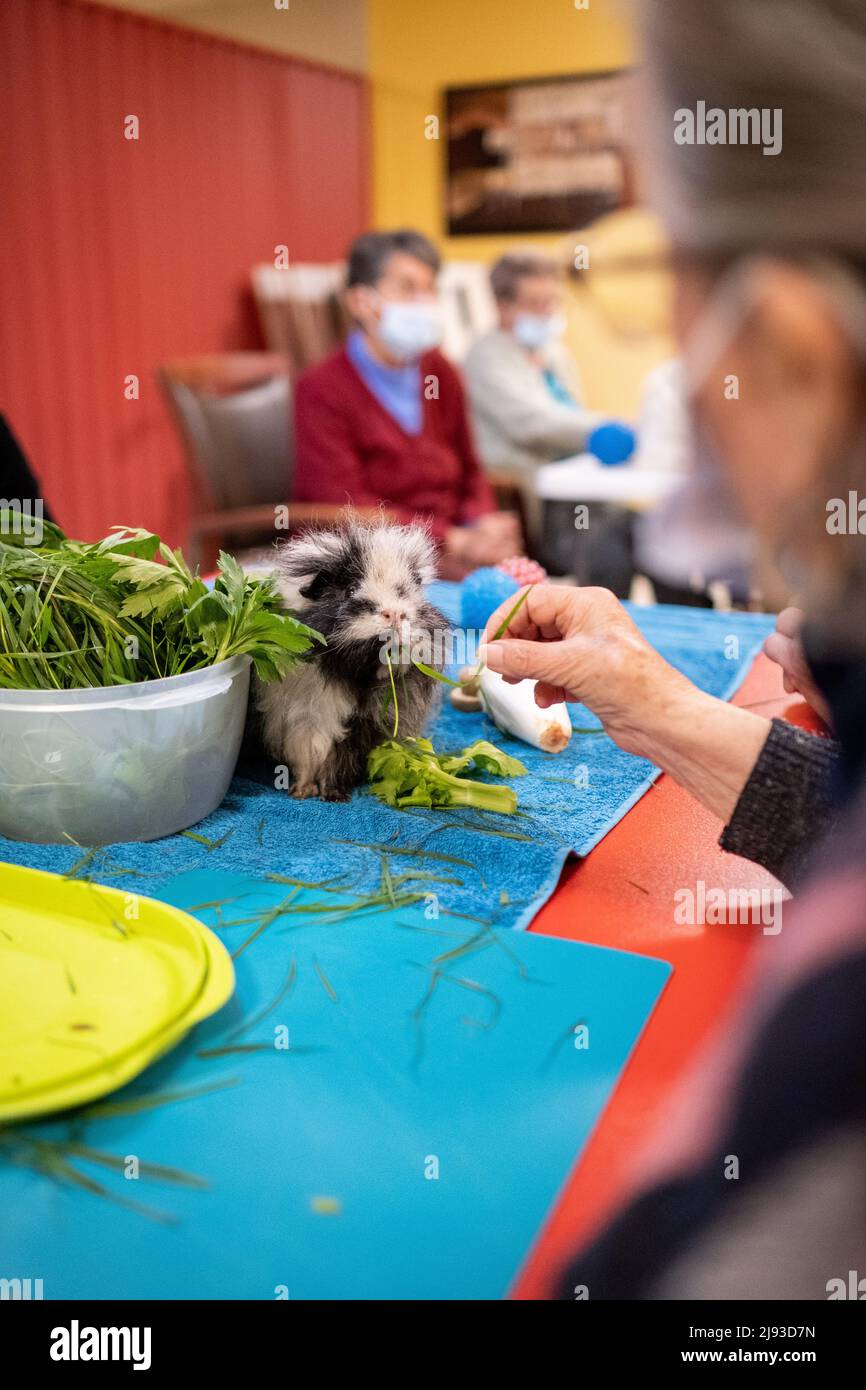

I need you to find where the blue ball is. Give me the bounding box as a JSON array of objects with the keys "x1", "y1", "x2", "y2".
[
  {"x1": 587, "y1": 421, "x2": 636, "y2": 466},
  {"x1": 460, "y1": 566, "x2": 520, "y2": 632}
]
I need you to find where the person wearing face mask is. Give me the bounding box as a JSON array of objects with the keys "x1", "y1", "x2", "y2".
[
  {"x1": 482, "y1": 0, "x2": 866, "y2": 1303},
  {"x1": 292, "y1": 229, "x2": 520, "y2": 578},
  {"x1": 464, "y1": 251, "x2": 604, "y2": 534}
]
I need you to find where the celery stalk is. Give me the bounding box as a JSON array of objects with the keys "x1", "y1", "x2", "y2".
[{"x1": 367, "y1": 737, "x2": 524, "y2": 814}]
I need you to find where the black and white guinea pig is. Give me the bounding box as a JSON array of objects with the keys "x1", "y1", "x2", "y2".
[{"x1": 255, "y1": 521, "x2": 447, "y2": 801}]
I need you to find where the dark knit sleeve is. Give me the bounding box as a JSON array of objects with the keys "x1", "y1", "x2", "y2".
[{"x1": 719, "y1": 718, "x2": 839, "y2": 886}]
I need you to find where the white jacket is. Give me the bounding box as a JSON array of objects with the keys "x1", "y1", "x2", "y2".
[{"x1": 464, "y1": 329, "x2": 601, "y2": 486}]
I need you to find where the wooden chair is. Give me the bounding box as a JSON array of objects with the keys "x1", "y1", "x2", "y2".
[
  {"x1": 158, "y1": 353, "x2": 382, "y2": 569},
  {"x1": 482, "y1": 470, "x2": 530, "y2": 557},
  {"x1": 250, "y1": 263, "x2": 349, "y2": 375},
  {"x1": 437, "y1": 260, "x2": 497, "y2": 362},
  {"x1": 251, "y1": 259, "x2": 499, "y2": 371}
]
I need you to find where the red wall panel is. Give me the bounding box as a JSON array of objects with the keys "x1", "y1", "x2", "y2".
[{"x1": 0, "y1": 0, "x2": 369, "y2": 544}]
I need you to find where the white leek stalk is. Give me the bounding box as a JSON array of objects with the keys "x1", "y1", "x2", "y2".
[{"x1": 478, "y1": 668, "x2": 571, "y2": 753}]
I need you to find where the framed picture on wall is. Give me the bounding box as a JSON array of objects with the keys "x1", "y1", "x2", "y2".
[{"x1": 444, "y1": 69, "x2": 630, "y2": 236}]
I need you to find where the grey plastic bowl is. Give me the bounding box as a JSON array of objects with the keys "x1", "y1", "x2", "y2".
[{"x1": 0, "y1": 655, "x2": 251, "y2": 845}]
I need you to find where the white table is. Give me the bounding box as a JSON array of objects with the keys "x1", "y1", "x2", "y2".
[
  {"x1": 535, "y1": 453, "x2": 680, "y2": 509},
  {"x1": 534, "y1": 454, "x2": 681, "y2": 585}
]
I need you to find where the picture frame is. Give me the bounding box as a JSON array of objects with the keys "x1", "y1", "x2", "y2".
[{"x1": 444, "y1": 69, "x2": 630, "y2": 236}]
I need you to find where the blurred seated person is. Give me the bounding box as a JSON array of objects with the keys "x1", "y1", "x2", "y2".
[
  {"x1": 464, "y1": 251, "x2": 602, "y2": 503},
  {"x1": 632, "y1": 359, "x2": 754, "y2": 606},
  {"x1": 534, "y1": 359, "x2": 752, "y2": 599},
  {"x1": 293, "y1": 229, "x2": 520, "y2": 579}
]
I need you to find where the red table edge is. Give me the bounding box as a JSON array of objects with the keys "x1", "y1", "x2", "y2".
[{"x1": 511, "y1": 655, "x2": 819, "y2": 1298}]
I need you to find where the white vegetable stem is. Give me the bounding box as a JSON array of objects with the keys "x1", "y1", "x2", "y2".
[{"x1": 478, "y1": 668, "x2": 571, "y2": 753}]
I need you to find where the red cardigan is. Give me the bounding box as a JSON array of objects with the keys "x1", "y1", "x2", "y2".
[{"x1": 292, "y1": 347, "x2": 494, "y2": 540}]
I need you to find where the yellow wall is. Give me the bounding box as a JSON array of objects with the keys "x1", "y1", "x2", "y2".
[
  {"x1": 368, "y1": 0, "x2": 674, "y2": 414},
  {"x1": 113, "y1": 0, "x2": 673, "y2": 413}
]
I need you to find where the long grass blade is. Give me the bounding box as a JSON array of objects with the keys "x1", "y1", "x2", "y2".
[{"x1": 78, "y1": 1077, "x2": 241, "y2": 1121}]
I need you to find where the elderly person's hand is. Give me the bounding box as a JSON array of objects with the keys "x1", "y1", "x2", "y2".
[
  {"x1": 467, "y1": 510, "x2": 522, "y2": 562},
  {"x1": 763, "y1": 607, "x2": 832, "y2": 726},
  {"x1": 482, "y1": 584, "x2": 772, "y2": 824},
  {"x1": 483, "y1": 585, "x2": 686, "y2": 754},
  {"x1": 443, "y1": 511, "x2": 522, "y2": 578}
]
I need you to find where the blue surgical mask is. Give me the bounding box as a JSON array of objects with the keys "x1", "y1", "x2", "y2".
[
  {"x1": 375, "y1": 297, "x2": 443, "y2": 361},
  {"x1": 513, "y1": 312, "x2": 565, "y2": 351}
]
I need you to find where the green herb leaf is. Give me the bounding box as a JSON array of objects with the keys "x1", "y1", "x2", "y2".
[{"x1": 0, "y1": 530, "x2": 321, "y2": 691}]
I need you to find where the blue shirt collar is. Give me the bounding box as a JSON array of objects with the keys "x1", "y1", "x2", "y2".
[{"x1": 346, "y1": 330, "x2": 423, "y2": 436}]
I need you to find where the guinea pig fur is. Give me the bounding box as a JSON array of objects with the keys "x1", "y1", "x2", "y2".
[{"x1": 255, "y1": 522, "x2": 448, "y2": 801}]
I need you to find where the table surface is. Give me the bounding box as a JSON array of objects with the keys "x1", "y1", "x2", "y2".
[
  {"x1": 534, "y1": 452, "x2": 680, "y2": 505},
  {"x1": 513, "y1": 652, "x2": 818, "y2": 1299}
]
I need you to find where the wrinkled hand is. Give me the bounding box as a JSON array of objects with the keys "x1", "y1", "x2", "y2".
[
  {"x1": 444, "y1": 513, "x2": 521, "y2": 577},
  {"x1": 482, "y1": 584, "x2": 692, "y2": 758},
  {"x1": 468, "y1": 511, "x2": 521, "y2": 565},
  {"x1": 763, "y1": 607, "x2": 832, "y2": 726},
  {"x1": 481, "y1": 583, "x2": 772, "y2": 823}
]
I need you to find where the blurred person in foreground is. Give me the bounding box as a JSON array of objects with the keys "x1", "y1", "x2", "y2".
[
  {"x1": 483, "y1": 0, "x2": 866, "y2": 1299},
  {"x1": 293, "y1": 229, "x2": 520, "y2": 579}
]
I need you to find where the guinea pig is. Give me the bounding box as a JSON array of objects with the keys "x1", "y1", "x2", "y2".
[{"x1": 255, "y1": 521, "x2": 448, "y2": 801}]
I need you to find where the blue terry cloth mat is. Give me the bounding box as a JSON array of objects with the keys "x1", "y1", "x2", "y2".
[
  {"x1": 0, "y1": 591, "x2": 775, "y2": 932},
  {"x1": 0, "y1": 872, "x2": 672, "y2": 1300}
]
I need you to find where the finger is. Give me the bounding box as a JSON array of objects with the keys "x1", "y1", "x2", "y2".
[
  {"x1": 535, "y1": 681, "x2": 567, "y2": 707},
  {"x1": 483, "y1": 583, "x2": 584, "y2": 645},
  {"x1": 483, "y1": 636, "x2": 569, "y2": 686},
  {"x1": 762, "y1": 631, "x2": 793, "y2": 668},
  {"x1": 478, "y1": 616, "x2": 542, "y2": 659},
  {"x1": 775, "y1": 606, "x2": 805, "y2": 638},
  {"x1": 482, "y1": 584, "x2": 535, "y2": 643}
]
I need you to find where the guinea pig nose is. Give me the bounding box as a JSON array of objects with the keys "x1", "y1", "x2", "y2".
[{"x1": 380, "y1": 608, "x2": 407, "y2": 628}]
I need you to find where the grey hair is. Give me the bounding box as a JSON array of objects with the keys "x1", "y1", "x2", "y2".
[
  {"x1": 638, "y1": 0, "x2": 866, "y2": 650},
  {"x1": 490, "y1": 250, "x2": 561, "y2": 302},
  {"x1": 346, "y1": 230, "x2": 440, "y2": 288},
  {"x1": 637, "y1": 0, "x2": 866, "y2": 260}
]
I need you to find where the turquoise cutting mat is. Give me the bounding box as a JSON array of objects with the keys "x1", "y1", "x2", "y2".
[
  {"x1": 0, "y1": 596, "x2": 776, "y2": 932},
  {"x1": 0, "y1": 871, "x2": 671, "y2": 1300}
]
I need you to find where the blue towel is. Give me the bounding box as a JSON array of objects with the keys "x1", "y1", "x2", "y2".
[
  {"x1": 1, "y1": 872, "x2": 672, "y2": 1299},
  {"x1": 0, "y1": 592, "x2": 775, "y2": 931}
]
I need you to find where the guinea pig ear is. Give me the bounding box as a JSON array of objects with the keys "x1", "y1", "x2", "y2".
[
  {"x1": 274, "y1": 530, "x2": 345, "y2": 608},
  {"x1": 402, "y1": 525, "x2": 437, "y2": 586},
  {"x1": 277, "y1": 530, "x2": 345, "y2": 577},
  {"x1": 298, "y1": 570, "x2": 333, "y2": 602}
]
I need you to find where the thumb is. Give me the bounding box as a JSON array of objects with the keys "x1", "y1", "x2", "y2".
[{"x1": 483, "y1": 638, "x2": 563, "y2": 684}]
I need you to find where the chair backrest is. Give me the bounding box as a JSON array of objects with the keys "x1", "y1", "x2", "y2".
[
  {"x1": 437, "y1": 260, "x2": 497, "y2": 361},
  {"x1": 159, "y1": 354, "x2": 291, "y2": 511},
  {"x1": 251, "y1": 262, "x2": 349, "y2": 374},
  {"x1": 251, "y1": 257, "x2": 497, "y2": 368}
]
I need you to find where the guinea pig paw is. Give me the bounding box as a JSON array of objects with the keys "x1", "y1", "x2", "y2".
[
  {"x1": 321, "y1": 786, "x2": 351, "y2": 803},
  {"x1": 289, "y1": 781, "x2": 320, "y2": 799}
]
